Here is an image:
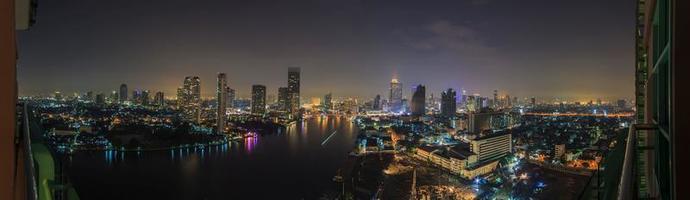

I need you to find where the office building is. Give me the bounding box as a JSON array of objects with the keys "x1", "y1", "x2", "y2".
[
  {"x1": 373, "y1": 94, "x2": 381, "y2": 110},
  {"x1": 415, "y1": 132, "x2": 511, "y2": 180},
  {"x1": 469, "y1": 132, "x2": 512, "y2": 162},
  {"x1": 389, "y1": 77, "x2": 403, "y2": 113},
  {"x1": 154, "y1": 92, "x2": 164, "y2": 107},
  {"x1": 441, "y1": 88, "x2": 456, "y2": 117},
  {"x1": 410, "y1": 84, "x2": 425, "y2": 116},
  {"x1": 119, "y1": 84, "x2": 128, "y2": 103},
  {"x1": 141, "y1": 90, "x2": 150, "y2": 105}
]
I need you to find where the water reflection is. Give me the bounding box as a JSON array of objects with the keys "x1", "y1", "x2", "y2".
[
  {"x1": 70, "y1": 117, "x2": 360, "y2": 199},
  {"x1": 244, "y1": 136, "x2": 258, "y2": 153}
]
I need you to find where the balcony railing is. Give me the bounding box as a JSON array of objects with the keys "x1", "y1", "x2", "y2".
[
  {"x1": 617, "y1": 123, "x2": 657, "y2": 200},
  {"x1": 578, "y1": 124, "x2": 644, "y2": 200},
  {"x1": 17, "y1": 103, "x2": 80, "y2": 200}
]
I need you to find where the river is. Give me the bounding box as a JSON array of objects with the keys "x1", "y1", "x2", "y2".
[{"x1": 63, "y1": 116, "x2": 359, "y2": 200}]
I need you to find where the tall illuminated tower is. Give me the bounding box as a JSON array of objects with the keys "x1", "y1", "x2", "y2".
[
  {"x1": 287, "y1": 67, "x2": 300, "y2": 115},
  {"x1": 389, "y1": 77, "x2": 403, "y2": 113},
  {"x1": 217, "y1": 73, "x2": 227, "y2": 134},
  {"x1": 191, "y1": 76, "x2": 201, "y2": 103}
]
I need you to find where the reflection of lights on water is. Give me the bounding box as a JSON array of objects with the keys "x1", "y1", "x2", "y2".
[
  {"x1": 105, "y1": 150, "x2": 113, "y2": 165},
  {"x1": 244, "y1": 136, "x2": 258, "y2": 153}
]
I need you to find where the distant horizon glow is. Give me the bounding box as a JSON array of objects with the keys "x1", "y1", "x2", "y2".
[{"x1": 17, "y1": 0, "x2": 635, "y2": 100}]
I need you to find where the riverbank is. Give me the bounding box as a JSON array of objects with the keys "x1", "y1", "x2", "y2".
[{"x1": 60, "y1": 136, "x2": 244, "y2": 153}]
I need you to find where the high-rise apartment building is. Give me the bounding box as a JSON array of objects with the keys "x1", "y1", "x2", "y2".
[
  {"x1": 251, "y1": 85, "x2": 267, "y2": 115},
  {"x1": 217, "y1": 73, "x2": 228, "y2": 134},
  {"x1": 323, "y1": 93, "x2": 332, "y2": 112},
  {"x1": 287, "y1": 67, "x2": 300, "y2": 115},
  {"x1": 278, "y1": 87, "x2": 289, "y2": 112},
  {"x1": 226, "y1": 87, "x2": 234, "y2": 108}
]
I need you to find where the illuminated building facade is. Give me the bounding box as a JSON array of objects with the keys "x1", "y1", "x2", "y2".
[
  {"x1": 287, "y1": 67, "x2": 300, "y2": 115},
  {"x1": 154, "y1": 91, "x2": 164, "y2": 106},
  {"x1": 323, "y1": 93, "x2": 332, "y2": 112},
  {"x1": 217, "y1": 73, "x2": 227, "y2": 134},
  {"x1": 251, "y1": 84, "x2": 267, "y2": 115},
  {"x1": 278, "y1": 87, "x2": 289, "y2": 112},
  {"x1": 410, "y1": 84, "x2": 425, "y2": 116},
  {"x1": 389, "y1": 77, "x2": 403, "y2": 113}
]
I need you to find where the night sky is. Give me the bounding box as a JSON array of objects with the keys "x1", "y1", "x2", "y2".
[{"x1": 17, "y1": 0, "x2": 635, "y2": 100}]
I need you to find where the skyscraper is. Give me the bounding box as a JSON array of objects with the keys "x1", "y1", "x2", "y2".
[
  {"x1": 323, "y1": 93, "x2": 332, "y2": 112},
  {"x1": 119, "y1": 84, "x2": 128, "y2": 103},
  {"x1": 86, "y1": 91, "x2": 94, "y2": 102},
  {"x1": 176, "y1": 87, "x2": 185, "y2": 107},
  {"x1": 109, "y1": 91, "x2": 118, "y2": 103},
  {"x1": 410, "y1": 84, "x2": 426, "y2": 116},
  {"x1": 466, "y1": 95, "x2": 476, "y2": 113},
  {"x1": 373, "y1": 94, "x2": 381, "y2": 110},
  {"x1": 441, "y1": 88, "x2": 457, "y2": 117},
  {"x1": 132, "y1": 90, "x2": 142, "y2": 104},
  {"x1": 95, "y1": 93, "x2": 105, "y2": 105},
  {"x1": 278, "y1": 87, "x2": 289, "y2": 112},
  {"x1": 287, "y1": 67, "x2": 300, "y2": 115},
  {"x1": 493, "y1": 89, "x2": 498, "y2": 109},
  {"x1": 530, "y1": 97, "x2": 536, "y2": 106},
  {"x1": 181, "y1": 76, "x2": 201, "y2": 123},
  {"x1": 183, "y1": 76, "x2": 193, "y2": 102},
  {"x1": 389, "y1": 77, "x2": 403, "y2": 113},
  {"x1": 190, "y1": 76, "x2": 201, "y2": 103},
  {"x1": 217, "y1": 73, "x2": 228, "y2": 134},
  {"x1": 226, "y1": 87, "x2": 235, "y2": 108},
  {"x1": 141, "y1": 90, "x2": 150, "y2": 105},
  {"x1": 182, "y1": 76, "x2": 201, "y2": 104},
  {"x1": 251, "y1": 85, "x2": 267, "y2": 115},
  {"x1": 154, "y1": 92, "x2": 165, "y2": 107}
]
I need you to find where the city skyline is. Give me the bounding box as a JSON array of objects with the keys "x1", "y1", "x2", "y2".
[{"x1": 16, "y1": 0, "x2": 635, "y2": 99}]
